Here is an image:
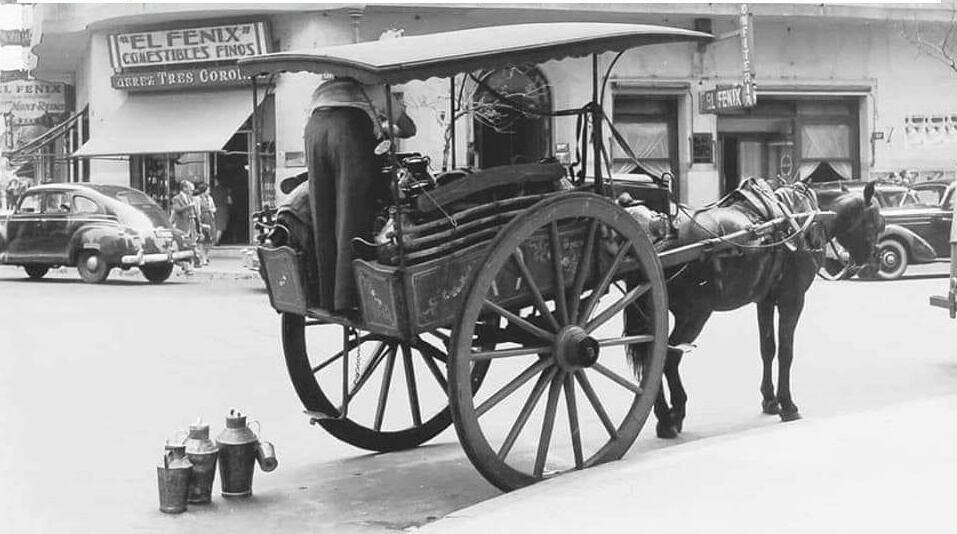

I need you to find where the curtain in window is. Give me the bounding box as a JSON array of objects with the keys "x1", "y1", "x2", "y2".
[
  {"x1": 800, "y1": 124, "x2": 852, "y2": 180},
  {"x1": 616, "y1": 122, "x2": 672, "y2": 177}
]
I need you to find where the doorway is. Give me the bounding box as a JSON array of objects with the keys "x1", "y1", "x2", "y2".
[{"x1": 213, "y1": 132, "x2": 250, "y2": 245}]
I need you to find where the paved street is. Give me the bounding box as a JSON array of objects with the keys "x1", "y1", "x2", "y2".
[{"x1": 0, "y1": 262, "x2": 954, "y2": 533}]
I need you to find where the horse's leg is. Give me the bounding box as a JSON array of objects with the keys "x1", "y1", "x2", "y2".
[
  {"x1": 756, "y1": 299, "x2": 779, "y2": 415},
  {"x1": 776, "y1": 294, "x2": 804, "y2": 422},
  {"x1": 656, "y1": 309, "x2": 711, "y2": 438}
]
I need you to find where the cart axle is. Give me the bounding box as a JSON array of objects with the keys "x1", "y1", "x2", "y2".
[{"x1": 554, "y1": 326, "x2": 600, "y2": 370}]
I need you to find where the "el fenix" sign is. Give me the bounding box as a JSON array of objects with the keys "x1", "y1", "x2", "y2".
[{"x1": 108, "y1": 22, "x2": 269, "y2": 70}]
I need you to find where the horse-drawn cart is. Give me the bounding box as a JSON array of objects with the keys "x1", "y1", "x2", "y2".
[{"x1": 237, "y1": 23, "x2": 824, "y2": 491}]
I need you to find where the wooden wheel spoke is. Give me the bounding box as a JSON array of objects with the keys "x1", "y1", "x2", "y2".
[
  {"x1": 401, "y1": 345, "x2": 423, "y2": 427},
  {"x1": 584, "y1": 283, "x2": 651, "y2": 334},
  {"x1": 568, "y1": 219, "x2": 599, "y2": 325},
  {"x1": 512, "y1": 250, "x2": 561, "y2": 332},
  {"x1": 592, "y1": 362, "x2": 643, "y2": 395},
  {"x1": 534, "y1": 370, "x2": 565, "y2": 477},
  {"x1": 419, "y1": 347, "x2": 448, "y2": 392},
  {"x1": 575, "y1": 370, "x2": 618, "y2": 439},
  {"x1": 549, "y1": 222, "x2": 570, "y2": 325},
  {"x1": 596, "y1": 334, "x2": 655, "y2": 348},
  {"x1": 498, "y1": 366, "x2": 557, "y2": 461},
  {"x1": 345, "y1": 342, "x2": 391, "y2": 402},
  {"x1": 578, "y1": 239, "x2": 634, "y2": 326},
  {"x1": 373, "y1": 350, "x2": 397, "y2": 431},
  {"x1": 476, "y1": 359, "x2": 552, "y2": 418},
  {"x1": 563, "y1": 373, "x2": 584, "y2": 469},
  {"x1": 471, "y1": 345, "x2": 551, "y2": 360},
  {"x1": 483, "y1": 299, "x2": 554, "y2": 343}
]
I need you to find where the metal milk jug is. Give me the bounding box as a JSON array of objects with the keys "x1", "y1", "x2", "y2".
[
  {"x1": 157, "y1": 443, "x2": 193, "y2": 514},
  {"x1": 215, "y1": 410, "x2": 259, "y2": 498},
  {"x1": 184, "y1": 419, "x2": 219, "y2": 504}
]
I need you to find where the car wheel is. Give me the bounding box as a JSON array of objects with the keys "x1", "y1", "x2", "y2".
[
  {"x1": 76, "y1": 250, "x2": 111, "y2": 283},
  {"x1": 876, "y1": 239, "x2": 908, "y2": 281},
  {"x1": 141, "y1": 263, "x2": 174, "y2": 283},
  {"x1": 24, "y1": 265, "x2": 49, "y2": 280}
]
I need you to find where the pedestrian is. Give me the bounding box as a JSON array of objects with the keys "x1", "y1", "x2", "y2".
[
  {"x1": 170, "y1": 180, "x2": 199, "y2": 274},
  {"x1": 194, "y1": 182, "x2": 216, "y2": 267},
  {"x1": 305, "y1": 76, "x2": 416, "y2": 311},
  {"x1": 210, "y1": 176, "x2": 231, "y2": 245}
]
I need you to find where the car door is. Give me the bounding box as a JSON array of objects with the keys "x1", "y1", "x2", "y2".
[
  {"x1": 39, "y1": 190, "x2": 72, "y2": 261},
  {"x1": 3, "y1": 191, "x2": 43, "y2": 261},
  {"x1": 928, "y1": 187, "x2": 956, "y2": 257}
]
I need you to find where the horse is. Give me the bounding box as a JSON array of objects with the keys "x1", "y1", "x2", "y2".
[{"x1": 628, "y1": 179, "x2": 885, "y2": 439}]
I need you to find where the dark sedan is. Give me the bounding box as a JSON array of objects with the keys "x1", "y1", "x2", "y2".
[
  {"x1": 0, "y1": 183, "x2": 194, "y2": 283},
  {"x1": 813, "y1": 180, "x2": 954, "y2": 280}
]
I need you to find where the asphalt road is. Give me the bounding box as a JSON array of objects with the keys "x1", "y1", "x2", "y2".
[{"x1": 0, "y1": 262, "x2": 954, "y2": 533}]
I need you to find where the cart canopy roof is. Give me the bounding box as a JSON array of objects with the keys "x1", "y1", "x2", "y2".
[{"x1": 238, "y1": 22, "x2": 712, "y2": 85}]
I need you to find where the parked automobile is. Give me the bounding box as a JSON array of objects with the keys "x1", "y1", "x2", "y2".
[
  {"x1": 812, "y1": 180, "x2": 955, "y2": 280},
  {"x1": 0, "y1": 183, "x2": 194, "y2": 283}
]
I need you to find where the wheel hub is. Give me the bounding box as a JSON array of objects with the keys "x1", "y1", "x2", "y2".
[
  {"x1": 553, "y1": 326, "x2": 600, "y2": 370},
  {"x1": 85, "y1": 255, "x2": 99, "y2": 271},
  {"x1": 881, "y1": 250, "x2": 898, "y2": 269}
]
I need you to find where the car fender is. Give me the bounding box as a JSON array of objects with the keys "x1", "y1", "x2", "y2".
[
  {"x1": 68, "y1": 223, "x2": 130, "y2": 265},
  {"x1": 881, "y1": 224, "x2": 937, "y2": 263}
]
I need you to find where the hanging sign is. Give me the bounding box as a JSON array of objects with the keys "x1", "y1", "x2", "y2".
[
  {"x1": 700, "y1": 4, "x2": 756, "y2": 114},
  {"x1": 739, "y1": 4, "x2": 757, "y2": 108},
  {"x1": 0, "y1": 80, "x2": 68, "y2": 152},
  {"x1": 108, "y1": 21, "x2": 269, "y2": 70},
  {"x1": 0, "y1": 29, "x2": 31, "y2": 47}
]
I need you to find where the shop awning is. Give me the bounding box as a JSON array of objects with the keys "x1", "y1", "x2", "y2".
[{"x1": 72, "y1": 90, "x2": 259, "y2": 158}]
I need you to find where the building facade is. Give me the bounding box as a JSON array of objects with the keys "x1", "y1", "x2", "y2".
[{"x1": 23, "y1": 2, "x2": 957, "y2": 243}]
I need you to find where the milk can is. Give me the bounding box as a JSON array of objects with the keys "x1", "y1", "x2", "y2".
[
  {"x1": 184, "y1": 419, "x2": 219, "y2": 504},
  {"x1": 157, "y1": 443, "x2": 193, "y2": 514},
  {"x1": 216, "y1": 410, "x2": 260, "y2": 497}
]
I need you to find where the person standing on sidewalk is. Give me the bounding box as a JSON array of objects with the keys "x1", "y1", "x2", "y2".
[
  {"x1": 194, "y1": 182, "x2": 216, "y2": 267},
  {"x1": 170, "y1": 180, "x2": 199, "y2": 274}
]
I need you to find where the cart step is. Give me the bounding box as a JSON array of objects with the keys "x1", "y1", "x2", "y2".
[{"x1": 304, "y1": 409, "x2": 339, "y2": 424}]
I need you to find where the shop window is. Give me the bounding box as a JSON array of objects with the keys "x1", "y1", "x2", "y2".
[
  {"x1": 612, "y1": 96, "x2": 679, "y2": 190},
  {"x1": 800, "y1": 123, "x2": 853, "y2": 181},
  {"x1": 472, "y1": 65, "x2": 552, "y2": 168}
]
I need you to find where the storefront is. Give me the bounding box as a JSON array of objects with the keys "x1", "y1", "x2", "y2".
[{"x1": 71, "y1": 20, "x2": 275, "y2": 244}]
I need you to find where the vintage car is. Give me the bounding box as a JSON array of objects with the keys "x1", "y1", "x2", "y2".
[
  {"x1": 0, "y1": 183, "x2": 194, "y2": 283},
  {"x1": 813, "y1": 180, "x2": 955, "y2": 280}
]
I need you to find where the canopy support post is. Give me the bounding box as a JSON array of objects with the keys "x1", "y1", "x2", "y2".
[
  {"x1": 449, "y1": 77, "x2": 456, "y2": 170},
  {"x1": 384, "y1": 84, "x2": 415, "y2": 340},
  {"x1": 592, "y1": 53, "x2": 604, "y2": 195},
  {"x1": 249, "y1": 74, "x2": 261, "y2": 243}
]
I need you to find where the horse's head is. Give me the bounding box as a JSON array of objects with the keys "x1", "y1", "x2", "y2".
[{"x1": 829, "y1": 181, "x2": 885, "y2": 268}]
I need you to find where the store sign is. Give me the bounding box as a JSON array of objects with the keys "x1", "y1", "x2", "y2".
[
  {"x1": 0, "y1": 80, "x2": 68, "y2": 152},
  {"x1": 0, "y1": 29, "x2": 31, "y2": 47},
  {"x1": 111, "y1": 65, "x2": 253, "y2": 92},
  {"x1": 739, "y1": 4, "x2": 757, "y2": 108},
  {"x1": 700, "y1": 85, "x2": 750, "y2": 113},
  {"x1": 700, "y1": 4, "x2": 756, "y2": 115},
  {"x1": 108, "y1": 22, "x2": 269, "y2": 70}
]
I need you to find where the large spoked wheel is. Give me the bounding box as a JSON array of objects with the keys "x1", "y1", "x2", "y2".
[
  {"x1": 448, "y1": 193, "x2": 669, "y2": 491},
  {"x1": 282, "y1": 313, "x2": 490, "y2": 452}
]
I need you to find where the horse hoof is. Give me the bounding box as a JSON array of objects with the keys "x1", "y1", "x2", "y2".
[
  {"x1": 779, "y1": 409, "x2": 802, "y2": 422},
  {"x1": 762, "y1": 399, "x2": 780, "y2": 415},
  {"x1": 656, "y1": 422, "x2": 679, "y2": 439}
]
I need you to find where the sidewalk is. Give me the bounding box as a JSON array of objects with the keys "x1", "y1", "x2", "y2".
[{"x1": 417, "y1": 394, "x2": 957, "y2": 534}]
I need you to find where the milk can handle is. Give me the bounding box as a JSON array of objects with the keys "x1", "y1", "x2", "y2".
[{"x1": 250, "y1": 420, "x2": 262, "y2": 439}]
